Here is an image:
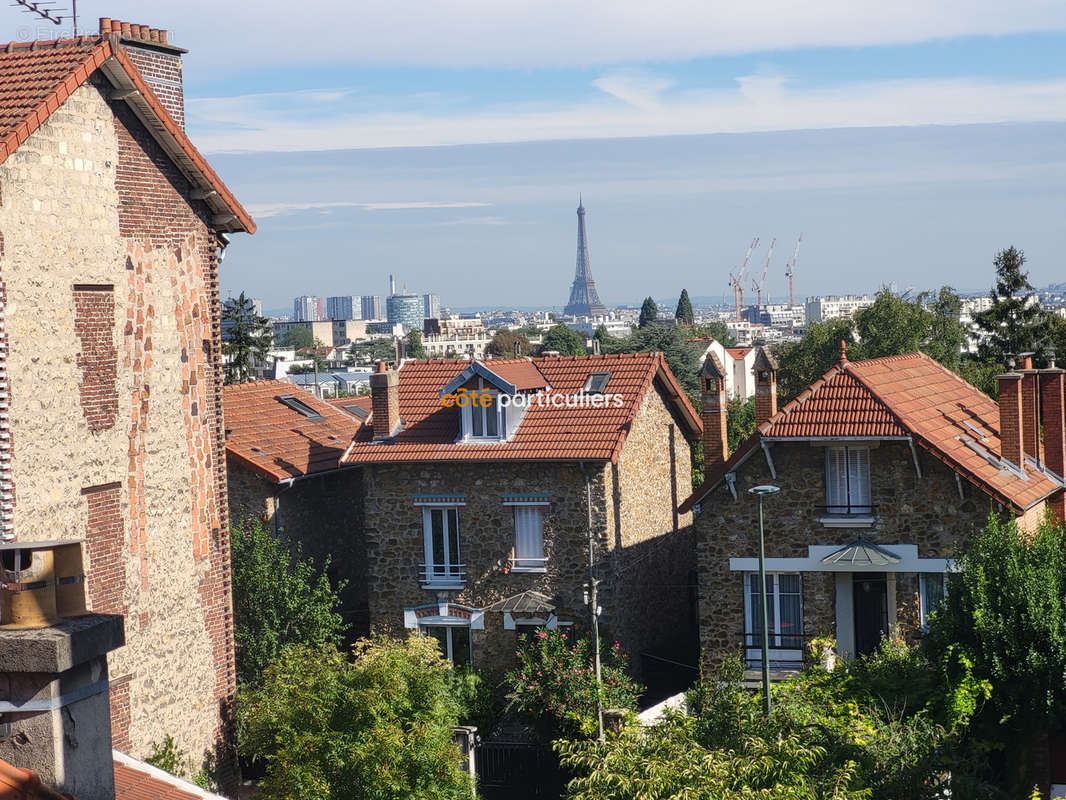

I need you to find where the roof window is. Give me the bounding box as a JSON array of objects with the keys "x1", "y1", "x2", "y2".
[
  {"x1": 582, "y1": 371, "x2": 611, "y2": 395},
  {"x1": 276, "y1": 394, "x2": 324, "y2": 421}
]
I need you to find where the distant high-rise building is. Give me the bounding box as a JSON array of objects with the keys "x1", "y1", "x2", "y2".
[
  {"x1": 293, "y1": 295, "x2": 324, "y2": 322},
  {"x1": 423, "y1": 293, "x2": 441, "y2": 319},
  {"x1": 564, "y1": 197, "x2": 608, "y2": 317},
  {"x1": 251, "y1": 298, "x2": 263, "y2": 317},
  {"x1": 386, "y1": 293, "x2": 423, "y2": 330},
  {"x1": 361, "y1": 295, "x2": 383, "y2": 320},
  {"x1": 326, "y1": 295, "x2": 358, "y2": 320}
]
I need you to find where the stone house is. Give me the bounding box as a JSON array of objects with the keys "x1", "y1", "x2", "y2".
[
  {"x1": 337, "y1": 353, "x2": 702, "y2": 680},
  {"x1": 0, "y1": 18, "x2": 254, "y2": 782},
  {"x1": 224, "y1": 380, "x2": 368, "y2": 631},
  {"x1": 682, "y1": 345, "x2": 1065, "y2": 674}
]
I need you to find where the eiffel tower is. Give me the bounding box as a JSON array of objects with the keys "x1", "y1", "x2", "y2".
[{"x1": 564, "y1": 197, "x2": 608, "y2": 317}]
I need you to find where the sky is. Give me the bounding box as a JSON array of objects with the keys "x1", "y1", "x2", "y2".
[{"x1": 3, "y1": 1, "x2": 1065, "y2": 311}]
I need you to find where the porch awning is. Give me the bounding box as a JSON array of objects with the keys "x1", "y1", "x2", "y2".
[
  {"x1": 488, "y1": 590, "x2": 556, "y2": 615},
  {"x1": 821, "y1": 539, "x2": 901, "y2": 567}
]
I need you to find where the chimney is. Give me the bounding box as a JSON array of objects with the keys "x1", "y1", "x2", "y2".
[
  {"x1": 998, "y1": 366, "x2": 1024, "y2": 471},
  {"x1": 753, "y1": 347, "x2": 778, "y2": 427},
  {"x1": 701, "y1": 353, "x2": 729, "y2": 466},
  {"x1": 100, "y1": 18, "x2": 187, "y2": 129},
  {"x1": 0, "y1": 541, "x2": 124, "y2": 798},
  {"x1": 1019, "y1": 352, "x2": 1039, "y2": 460},
  {"x1": 370, "y1": 361, "x2": 400, "y2": 439},
  {"x1": 1040, "y1": 360, "x2": 1066, "y2": 521}
]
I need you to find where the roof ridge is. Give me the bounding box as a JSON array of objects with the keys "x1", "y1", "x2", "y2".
[
  {"x1": 757, "y1": 361, "x2": 844, "y2": 434},
  {"x1": 0, "y1": 35, "x2": 103, "y2": 51}
]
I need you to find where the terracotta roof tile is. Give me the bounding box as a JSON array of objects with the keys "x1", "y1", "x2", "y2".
[
  {"x1": 682, "y1": 352, "x2": 1061, "y2": 512},
  {"x1": 326, "y1": 395, "x2": 372, "y2": 420},
  {"x1": 223, "y1": 380, "x2": 362, "y2": 483},
  {"x1": 480, "y1": 359, "x2": 549, "y2": 391},
  {"x1": 343, "y1": 353, "x2": 701, "y2": 465},
  {"x1": 114, "y1": 752, "x2": 226, "y2": 800},
  {"x1": 0, "y1": 36, "x2": 253, "y2": 233}
]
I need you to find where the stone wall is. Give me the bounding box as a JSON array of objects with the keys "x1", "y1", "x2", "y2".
[
  {"x1": 696, "y1": 440, "x2": 999, "y2": 670},
  {"x1": 0, "y1": 76, "x2": 234, "y2": 775}
]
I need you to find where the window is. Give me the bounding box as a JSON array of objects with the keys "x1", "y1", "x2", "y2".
[
  {"x1": 276, "y1": 394, "x2": 324, "y2": 421},
  {"x1": 582, "y1": 371, "x2": 611, "y2": 395},
  {"x1": 512, "y1": 506, "x2": 546, "y2": 570},
  {"x1": 460, "y1": 378, "x2": 506, "y2": 440},
  {"x1": 422, "y1": 625, "x2": 471, "y2": 668},
  {"x1": 422, "y1": 507, "x2": 463, "y2": 585},
  {"x1": 745, "y1": 573, "x2": 804, "y2": 649},
  {"x1": 825, "y1": 446, "x2": 871, "y2": 515},
  {"x1": 919, "y1": 572, "x2": 947, "y2": 630}
]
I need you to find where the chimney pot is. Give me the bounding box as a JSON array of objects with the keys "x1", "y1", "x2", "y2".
[
  {"x1": 111, "y1": 19, "x2": 122, "y2": 33},
  {"x1": 158, "y1": 29, "x2": 168, "y2": 43},
  {"x1": 99, "y1": 17, "x2": 111, "y2": 34},
  {"x1": 149, "y1": 28, "x2": 161, "y2": 42},
  {"x1": 120, "y1": 21, "x2": 132, "y2": 36}
]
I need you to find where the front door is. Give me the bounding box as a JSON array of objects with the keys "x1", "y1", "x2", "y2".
[{"x1": 852, "y1": 572, "x2": 888, "y2": 657}]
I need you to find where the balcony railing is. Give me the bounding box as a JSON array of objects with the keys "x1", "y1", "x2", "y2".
[
  {"x1": 817, "y1": 504, "x2": 878, "y2": 515},
  {"x1": 508, "y1": 556, "x2": 548, "y2": 572},
  {"x1": 737, "y1": 631, "x2": 814, "y2": 672},
  {"x1": 420, "y1": 563, "x2": 466, "y2": 587}
]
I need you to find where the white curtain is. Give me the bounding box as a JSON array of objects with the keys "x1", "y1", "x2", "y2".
[
  {"x1": 514, "y1": 507, "x2": 544, "y2": 568},
  {"x1": 847, "y1": 447, "x2": 871, "y2": 513},
  {"x1": 826, "y1": 447, "x2": 849, "y2": 512}
]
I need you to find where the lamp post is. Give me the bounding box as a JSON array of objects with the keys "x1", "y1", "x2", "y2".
[{"x1": 749, "y1": 484, "x2": 780, "y2": 718}]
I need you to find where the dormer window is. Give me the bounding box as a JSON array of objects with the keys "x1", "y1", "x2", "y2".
[
  {"x1": 582, "y1": 371, "x2": 611, "y2": 395},
  {"x1": 461, "y1": 378, "x2": 506, "y2": 441}
]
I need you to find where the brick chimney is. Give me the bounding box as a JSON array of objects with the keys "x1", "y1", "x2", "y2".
[
  {"x1": 1040, "y1": 361, "x2": 1065, "y2": 521},
  {"x1": 1019, "y1": 353, "x2": 1040, "y2": 460},
  {"x1": 701, "y1": 352, "x2": 729, "y2": 466},
  {"x1": 99, "y1": 18, "x2": 188, "y2": 129},
  {"x1": 753, "y1": 347, "x2": 778, "y2": 427},
  {"x1": 998, "y1": 366, "x2": 1024, "y2": 471},
  {"x1": 370, "y1": 361, "x2": 400, "y2": 440},
  {"x1": 0, "y1": 541, "x2": 124, "y2": 798}
]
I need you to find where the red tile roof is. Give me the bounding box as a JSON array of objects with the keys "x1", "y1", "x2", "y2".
[
  {"x1": 342, "y1": 353, "x2": 701, "y2": 464},
  {"x1": 114, "y1": 751, "x2": 227, "y2": 800},
  {"x1": 682, "y1": 352, "x2": 1062, "y2": 513},
  {"x1": 326, "y1": 394, "x2": 372, "y2": 419},
  {"x1": 481, "y1": 359, "x2": 549, "y2": 391},
  {"x1": 223, "y1": 380, "x2": 362, "y2": 483},
  {"x1": 0, "y1": 36, "x2": 253, "y2": 233},
  {"x1": 725, "y1": 347, "x2": 753, "y2": 360}
]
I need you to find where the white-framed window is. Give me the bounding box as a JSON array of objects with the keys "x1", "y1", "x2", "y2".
[
  {"x1": 512, "y1": 506, "x2": 546, "y2": 570},
  {"x1": 919, "y1": 572, "x2": 947, "y2": 630},
  {"x1": 460, "y1": 378, "x2": 506, "y2": 441},
  {"x1": 422, "y1": 624, "x2": 472, "y2": 668},
  {"x1": 744, "y1": 572, "x2": 804, "y2": 652},
  {"x1": 421, "y1": 506, "x2": 463, "y2": 586},
  {"x1": 826, "y1": 446, "x2": 872, "y2": 515}
]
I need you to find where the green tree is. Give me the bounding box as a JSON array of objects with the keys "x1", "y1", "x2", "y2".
[
  {"x1": 239, "y1": 637, "x2": 472, "y2": 800},
  {"x1": 279, "y1": 326, "x2": 315, "y2": 350},
  {"x1": 406, "y1": 330, "x2": 426, "y2": 359},
  {"x1": 727, "y1": 397, "x2": 756, "y2": 454},
  {"x1": 347, "y1": 338, "x2": 395, "y2": 366},
  {"x1": 689, "y1": 321, "x2": 736, "y2": 347},
  {"x1": 486, "y1": 329, "x2": 534, "y2": 358},
  {"x1": 638, "y1": 297, "x2": 658, "y2": 328},
  {"x1": 675, "y1": 289, "x2": 695, "y2": 326},
  {"x1": 923, "y1": 286, "x2": 967, "y2": 370},
  {"x1": 625, "y1": 323, "x2": 704, "y2": 399},
  {"x1": 222, "y1": 292, "x2": 272, "y2": 384},
  {"x1": 593, "y1": 324, "x2": 626, "y2": 354},
  {"x1": 540, "y1": 323, "x2": 586, "y2": 356},
  {"x1": 774, "y1": 318, "x2": 858, "y2": 403},
  {"x1": 925, "y1": 513, "x2": 1066, "y2": 794},
  {"x1": 973, "y1": 246, "x2": 1049, "y2": 366},
  {"x1": 230, "y1": 518, "x2": 347, "y2": 689},
  {"x1": 854, "y1": 288, "x2": 931, "y2": 361}
]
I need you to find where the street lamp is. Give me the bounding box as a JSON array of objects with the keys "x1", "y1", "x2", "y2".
[{"x1": 749, "y1": 484, "x2": 780, "y2": 718}]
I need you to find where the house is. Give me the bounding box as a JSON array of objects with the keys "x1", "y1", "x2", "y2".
[
  {"x1": 699, "y1": 340, "x2": 755, "y2": 400},
  {"x1": 338, "y1": 353, "x2": 702, "y2": 679},
  {"x1": 223, "y1": 380, "x2": 368, "y2": 631},
  {"x1": 0, "y1": 18, "x2": 253, "y2": 785},
  {"x1": 682, "y1": 345, "x2": 1065, "y2": 675}
]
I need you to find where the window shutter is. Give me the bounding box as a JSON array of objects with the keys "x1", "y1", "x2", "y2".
[
  {"x1": 514, "y1": 507, "x2": 544, "y2": 567},
  {"x1": 826, "y1": 447, "x2": 848, "y2": 512},
  {"x1": 847, "y1": 448, "x2": 871, "y2": 512}
]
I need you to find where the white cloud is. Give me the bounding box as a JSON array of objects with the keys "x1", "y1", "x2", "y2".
[
  {"x1": 246, "y1": 200, "x2": 492, "y2": 218},
  {"x1": 26, "y1": 0, "x2": 1066, "y2": 70},
  {"x1": 189, "y1": 73, "x2": 1066, "y2": 153}
]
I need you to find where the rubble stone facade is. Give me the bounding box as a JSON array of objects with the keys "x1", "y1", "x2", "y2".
[{"x1": 0, "y1": 76, "x2": 234, "y2": 773}]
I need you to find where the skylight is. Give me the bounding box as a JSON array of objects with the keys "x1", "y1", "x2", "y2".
[
  {"x1": 276, "y1": 394, "x2": 324, "y2": 421},
  {"x1": 582, "y1": 371, "x2": 611, "y2": 395},
  {"x1": 342, "y1": 404, "x2": 370, "y2": 420}
]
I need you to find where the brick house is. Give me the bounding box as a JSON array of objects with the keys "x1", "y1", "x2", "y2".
[
  {"x1": 332, "y1": 353, "x2": 702, "y2": 679},
  {"x1": 0, "y1": 18, "x2": 254, "y2": 778},
  {"x1": 224, "y1": 380, "x2": 368, "y2": 631},
  {"x1": 682, "y1": 345, "x2": 1065, "y2": 673}
]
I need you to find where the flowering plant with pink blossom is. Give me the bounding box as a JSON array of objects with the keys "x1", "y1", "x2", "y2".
[{"x1": 506, "y1": 629, "x2": 641, "y2": 738}]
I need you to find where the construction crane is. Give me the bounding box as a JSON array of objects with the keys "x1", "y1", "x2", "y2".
[
  {"x1": 728, "y1": 237, "x2": 759, "y2": 322},
  {"x1": 752, "y1": 236, "x2": 776, "y2": 307},
  {"x1": 785, "y1": 233, "x2": 803, "y2": 307}
]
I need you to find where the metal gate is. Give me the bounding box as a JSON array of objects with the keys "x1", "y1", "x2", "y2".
[{"x1": 474, "y1": 738, "x2": 566, "y2": 800}]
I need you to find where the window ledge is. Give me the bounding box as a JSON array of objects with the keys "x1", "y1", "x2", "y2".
[
  {"x1": 819, "y1": 515, "x2": 875, "y2": 528},
  {"x1": 508, "y1": 567, "x2": 548, "y2": 574},
  {"x1": 422, "y1": 581, "x2": 465, "y2": 590}
]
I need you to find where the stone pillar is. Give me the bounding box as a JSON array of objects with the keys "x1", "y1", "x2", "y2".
[
  {"x1": 700, "y1": 353, "x2": 728, "y2": 466},
  {"x1": 998, "y1": 371, "x2": 1024, "y2": 471}
]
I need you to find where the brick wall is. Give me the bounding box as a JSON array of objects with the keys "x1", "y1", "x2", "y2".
[
  {"x1": 120, "y1": 42, "x2": 185, "y2": 129},
  {"x1": 83, "y1": 482, "x2": 126, "y2": 617},
  {"x1": 74, "y1": 284, "x2": 119, "y2": 432},
  {"x1": 108, "y1": 674, "x2": 133, "y2": 753}
]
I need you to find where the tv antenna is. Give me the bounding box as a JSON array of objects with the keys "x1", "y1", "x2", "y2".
[{"x1": 12, "y1": 0, "x2": 78, "y2": 35}]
